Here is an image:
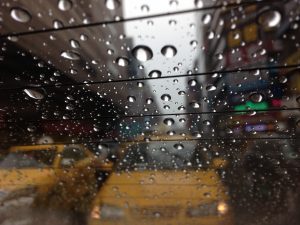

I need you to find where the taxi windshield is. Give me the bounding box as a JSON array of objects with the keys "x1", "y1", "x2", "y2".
[{"x1": 0, "y1": 150, "x2": 56, "y2": 169}]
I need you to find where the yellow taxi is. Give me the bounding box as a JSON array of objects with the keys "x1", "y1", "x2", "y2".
[
  {"x1": 0, "y1": 144, "x2": 113, "y2": 212},
  {"x1": 88, "y1": 137, "x2": 234, "y2": 225}
]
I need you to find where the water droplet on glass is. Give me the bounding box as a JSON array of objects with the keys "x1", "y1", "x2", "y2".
[
  {"x1": 80, "y1": 34, "x2": 88, "y2": 41},
  {"x1": 178, "y1": 105, "x2": 185, "y2": 111},
  {"x1": 279, "y1": 76, "x2": 287, "y2": 84},
  {"x1": 202, "y1": 14, "x2": 212, "y2": 25},
  {"x1": 53, "y1": 20, "x2": 63, "y2": 29},
  {"x1": 24, "y1": 88, "x2": 44, "y2": 100},
  {"x1": 216, "y1": 53, "x2": 223, "y2": 60},
  {"x1": 249, "y1": 93, "x2": 264, "y2": 103},
  {"x1": 132, "y1": 45, "x2": 153, "y2": 62},
  {"x1": 188, "y1": 79, "x2": 197, "y2": 87},
  {"x1": 70, "y1": 39, "x2": 80, "y2": 48},
  {"x1": 206, "y1": 84, "x2": 216, "y2": 91},
  {"x1": 258, "y1": 10, "x2": 281, "y2": 29},
  {"x1": 161, "y1": 94, "x2": 171, "y2": 101},
  {"x1": 27, "y1": 125, "x2": 36, "y2": 132},
  {"x1": 148, "y1": 70, "x2": 161, "y2": 78},
  {"x1": 137, "y1": 82, "x2": 144, "y2": 88},
  {"x1": 169, "y1": 20, "x2": 177, "y2": 26},
  {"x1": 174, "y1": 143, "x2": 184, "y2": 150},
  {"x1": 127, "y1": 96, "x2": 136, "y2": 102},
  {"x1": 146, "y1": 98, "x2": 153, "y2": 104},
  {"x1": 164, "y1": 118, "x2": 175, "y2": 126},
  {"x1": 207, "y1": 31, "x2": 215, "y2": 39},
  {"x1": 195, "y1": 0, "x2": 204, "y2": 8},
  {"x1": 190, "y1": 102, "x2": 200, "y2": 108},
  {"x1": 58, "y1": 0, "x2": 73, "y2": 11},
  {"x1": 161, "y1": 45, "x2": 177, "y2": 58},
  {"x1": 141, "y1": 5, "x2": 150, "y2": 13},
  {"x1": 296, "y1": 96, "x2": 300, "y2": 104},
  {"x1": 10, "y1": 7, "x2": 31, "y2": 23},
  {"x1": 190, "y1": 40, "x2": 198, "y2": 47},
  {"x1": 61, "y1": 50, "x2": 80, "y2": 60},
  {"x1": 105, "y1": 0, "x2": 120, "y2": 10},
  {"x1": 193, "y1": 131, "x2": 202, "y2": 138},
  {"x1": 203, "y1": 120, "x2": 211, "y2": 126},
  {"x1": 116, "y1": 57, "x2": 129, "y2": 67}
]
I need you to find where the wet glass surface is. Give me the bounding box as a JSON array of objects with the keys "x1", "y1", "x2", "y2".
[{"x1": 0, "y1": 0, "x2": 300, "y2": 225}]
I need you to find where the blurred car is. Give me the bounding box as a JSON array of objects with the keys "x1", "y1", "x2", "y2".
[
  {"x1": 88, "y1": 136, "x2": 233, "y2": 225},
  {"x1": 0, "y1": 144, "x2": 114, "y2": 224}
]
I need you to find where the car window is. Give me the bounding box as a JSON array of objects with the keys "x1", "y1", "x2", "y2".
[
  {"x1": 0, "y1": 0, "x2": 300, "y2": 225},
  {"x1": 0, "y1": 150, "x2": 56, "y2": 168},
  {"x1": 60, "y1": 147, "x2": 87, "y2": 167}
]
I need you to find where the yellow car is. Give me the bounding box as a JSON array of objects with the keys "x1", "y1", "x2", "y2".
[
  {"x1": 88, "y1": 139, "x2": 233, "y2": 225},
  {"x1": 0, "y1": 144, "x2": 113, "y2": 213}
]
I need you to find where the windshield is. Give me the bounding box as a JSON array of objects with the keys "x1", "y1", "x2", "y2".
[{"x1": 0, "y1": 150, "x2": 56, "y2": 169}]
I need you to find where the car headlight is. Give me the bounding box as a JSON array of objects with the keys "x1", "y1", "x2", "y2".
[
  {"x1": 186, "y1": 201, "x2": 229, "y2": 217},
  {"x1": 217, "y1": 201, "x2": 229, "y2": 215},
  {"x1": 91, "y1": 204, "x2": 124, "y2": 220}
]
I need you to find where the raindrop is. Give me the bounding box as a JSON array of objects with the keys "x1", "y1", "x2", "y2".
[
  {"x1": 141, "y1": 5, "x2": 150, "y2": 13},
  {"x1": 216, "y1": 53, "x2": 223, "y2": 60},
  {"x1": 202, "y1": 14, "x2": 212, "y2": 25},
  {"x1": 193, "y1": 132, "x2": 202, "y2": 138},
  {"x1": 24, "y1": 88, "x2": 44, "y2": 100},
  {"x1": 146, "y1": 98, "x2": 153, "y2": 104},
  {"x1": 226, "y1": 128, "x2": 233, "y2": 134},
  {"x1": 178, "y1": 91, "x2": 186, "y2": 95},
  {"x1": 80, "y1": 34, "x2": 88, "y2": 41},
  {"x1": 137, "y1": 82, "x2": 144, "y2": 88},
  {"x1": 60, "y1": 50, "x2": 80, "y2": 60},
  {"x1": 279, "y1": 76, "x2": 287, "y2": 84},
  {"x1": 190, "y1": 101, "x2": 200, "y2": 108},
  {"x1": 53, "y1": 20, "x2": 63, "y2": 29},
  {"x1": 148, "y1": 70, "x2": 162, "y2": 78},
  {"x1": 105, "y1": 0, "x2": 120, "y2": 10},
  {"x1": 27, "y1": 125, "x2": 36, "y2": 132},
  {"x1": 164, "y1": 105, "x2": 170, "y2": 110},
  {"x1": 296, "y1": 96, "x2": 300, "y2": 104},
  {"x1": 161, "y1": 94, "x2": 171, "y2": 101},
  {"x1": 203, "y1": 120, "x2": 211, "y2": 126},
  {"x1": 258, "y1": 10, "x2": 281, "y2": 29},
  {"x1": 116, "y1": 57, "x2": 129, "y2": 67},
  {"x1": 249, "y1": 93, "x2": 264, "y2": 103},
  {"x1": 58, "y1": 0, "x2": 73, "y2": 11},
  {"x1": 132, "y1": 45, "x2": 153, "y2": 62},
  {"x1": 107, "y1": 49, "x2": 114, "y2": 55},
  {"x1": 179, "y1": 118, "x2": 186, "y2": 123},
  {"x1": 195, "y1": 0, "x2": 204, "y2": 8},
  {"x1": 207, "y1": 31, "x2": 215, "y2": 39},
  {"x1": 169, "y1": 20, "x2": 177, "y2": 26},
  {"x1": 161, "y1": 45, "x2": 177, "y2": 58},
  {"x1": 70, "y1": 39, "x2": 80, "y2": 48},
  {"x1": 297, "y1": 120, "x2": 300, "y2": 128},
  {"x1": 188, "y1": 79, "x2": 197, "y2": 87},
  {"x1": 164, "y1": 118, "x2": 175, "y2": 126},
  {"x1": 190, "y1": 40, "x2": 198, "y2": 47},
  {"x1": 174, "y1": 143, "x2": 184, "y2": 150},
  {"x1": 66, "y1": 104, "x2": 74, "y2": 110},
  {"x1": 206, "y1": 84, "x2": 216, "y2": 91},
  {"x1": 10, "y1": 7, "x2": 31, "y2": 23},
  {"x1": 167, "y1": 131, "x2": 176, "y2": 136},
  {"x1": 178, "y1": 105, "x2": 185, "y2": 111},
  {"x1": 127, "y1": 96, "x2": 136, "y2": 102}
]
